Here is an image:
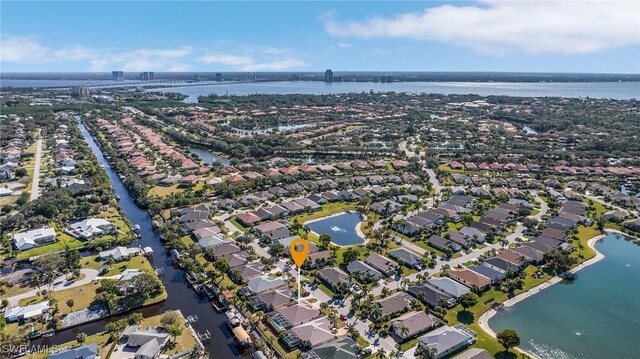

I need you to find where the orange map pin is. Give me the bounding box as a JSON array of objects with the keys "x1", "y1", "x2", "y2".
[{"x1": 289, "y1": 237, "x2": 309, "y2": 267}]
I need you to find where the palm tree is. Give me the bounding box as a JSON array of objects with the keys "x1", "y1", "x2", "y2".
[
  {"x1": 375, "y1": 348, "x2": 387, "y2": 359},
  {"x1": 400, "y1": 278, "x2": 410, "y2": 291},
  {"x1": 399, "y1": 325, "x2": 410, "y2": 351}
]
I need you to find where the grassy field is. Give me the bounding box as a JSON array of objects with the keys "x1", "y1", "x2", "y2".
[
  {"x1": 19, "y1": 281, "x2": 101, "y2": 316},
  {"x1": 294, "y1": 201, "x2": 359, "y2": 223},
  {"x1": 80, "y1": 254, "x2": 156, "y2": 277},
  {"x1": 16, "y1": 229, "x2": 85, "y2": 260},
  {"x1": 149, "y1": 184, "x2": 184, "y2": 197}
]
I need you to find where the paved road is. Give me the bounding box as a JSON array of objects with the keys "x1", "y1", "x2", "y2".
[
  {"x1": 585, "y1": 194, "x2": 638, "y2": 217},
  {"x1": 29, "y1": 130, "x2": 43, "y2": 201},
  {"x1": 6, "y1": 269, "x2": 99, "y2": 306}
]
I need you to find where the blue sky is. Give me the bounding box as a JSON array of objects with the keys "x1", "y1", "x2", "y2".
[{"x1": 1, "y1": 1, "x2": 639, "y2": 73}]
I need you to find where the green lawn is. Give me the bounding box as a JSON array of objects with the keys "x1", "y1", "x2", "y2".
[
  {"x1": 316, "y1": 282, "x2": 335, "y2": 297},
  {"x1": 19, "y1": 281, "x2": 101, "y2": 316},
  {"x1": 295, "y1": 201, "x2": 359, "y2": 223},
  {"x1": 229, "y1": 217, "x2": 251, "y2": 232},
  {"x1": 80, "y1": 254, "x2": 156, "y2": 277},
  {"x1": 148, "y1": 184, "x2": 184, "y2": 197},
  {"x1": 16, "y1": 230, "x2": 84, "y2": 260}
]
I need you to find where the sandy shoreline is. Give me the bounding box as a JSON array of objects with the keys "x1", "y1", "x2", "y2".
[{"x1": 477, "y1": 233, "x2": 608, "y2": 359}]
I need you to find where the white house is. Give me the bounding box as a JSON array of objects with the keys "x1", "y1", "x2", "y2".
[
  {"x1": 4, "y1": 301, "x2": 51, "y2": 322},
  {"x1": 67, "y1": 218, "x2": 116, "y2": 240},
  {"x1": 418, "y1": 326, "x2": 474, "y2": 359},
  {"x1": 13, "y1": 227, "x2": 57, "y2": 251},
  {"x1": 99, "y1": 246, "x2": 141, "y2": 262}
]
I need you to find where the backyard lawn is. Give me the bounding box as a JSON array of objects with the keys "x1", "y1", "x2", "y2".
[
  {"x1": 293, "y1": 201, "x2": 359, "y2": 223},
  {"x1": 16, "y1": 229, "x2": 84, "y2": 260},
  {"x1": 19, "y1": 281, "x2": 101, "y2": 316}
]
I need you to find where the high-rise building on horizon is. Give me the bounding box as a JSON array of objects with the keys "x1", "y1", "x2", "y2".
[
  {"x1": 139, "y1": 72, "x2": 155, "y2": 81},
  {"x1": 215, "y1": 73, "x2": 223, "y2": 82},
  {"x1": 72, "y1": 85, "x2": 90, "y2": 97},
  {"x1": 112, "y1": 71, "x2": 124, "y2": 81},
  {"x1": 324, "y1": 69, "x2": 334, "y2": 83}
]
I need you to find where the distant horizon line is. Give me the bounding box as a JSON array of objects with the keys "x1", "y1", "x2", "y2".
[{"x1": 2, "y1": 70, "x2": 639, "y2": 76}]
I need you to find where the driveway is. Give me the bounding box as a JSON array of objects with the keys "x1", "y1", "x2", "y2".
[{"x1": 6, "y1": 269, "x2": 99, "y2": 306}]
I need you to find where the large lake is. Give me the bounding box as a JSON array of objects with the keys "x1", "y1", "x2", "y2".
[
  {"x1": 489, "y1": 234, "x2": 640, "y2": 359},
  {"x1": 306, "y1": 212, "x2": 365, "y2": 246}
]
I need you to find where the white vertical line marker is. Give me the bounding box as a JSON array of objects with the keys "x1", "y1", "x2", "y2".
[{"x1": 297, "y1": 267, "x2": 301, "y2": 305}]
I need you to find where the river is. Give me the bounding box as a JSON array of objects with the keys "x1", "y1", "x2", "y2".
[
  {"x1": 488, "y1": 234, "x2": 640, "y2": 359},
  {"x1": 143, "y1": 81, "x2": 640, "y2": 103},
  {"x1": 2, "y1": 79, "x2": 638, "y2": 101},
  {"x1": 30, "y1": 120, "x2": 246, "y2": 358}
]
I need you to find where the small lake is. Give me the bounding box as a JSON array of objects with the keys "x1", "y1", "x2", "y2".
[
  {"x1": 306, "y1": 212, "x2": 365, "y2": 246},
  {"x1": 488, "y1": 234, "x2": 640, "y2": 359},
  {"x1": 187, "y1": 146, "x2": 231, "y2": 166}
]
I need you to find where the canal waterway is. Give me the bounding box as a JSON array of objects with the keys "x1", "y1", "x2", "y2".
[
  {"x1": 31, "y1": 120, "x2": 245, "y2": 358},
  {"x1": 488, "y1": 234, "x2": 640, "y2": 359}
]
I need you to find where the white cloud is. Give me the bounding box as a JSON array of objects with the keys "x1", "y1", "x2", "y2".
[
  {"x1": 337, "y1": 42, "x2": 352, "y2": 48},
  {"x1": 199, "y1": 52, "x2": 306, "y2": 71},
  {"x1": 0, "y1": 34, "x2": 193, "y2": 71},
  {"x1": 1, "y1": 34, "x2": 305, "y2": 71},
  {"x1": 323, "y1": 1, "x2": 640, "y2": 54}
]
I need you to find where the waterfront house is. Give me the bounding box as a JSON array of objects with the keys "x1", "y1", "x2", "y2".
[
  {"x1": 451, "y1": 348, "x2": 493, "y2": 359},
  {"x1": 244, "y1": 273, "x2": 284, "y2": 292},
  {"x1": 510, "y1": 246, "x2": 545, "y2": 265},
  {"x1": 5, "y1": 301, "x2": 51, "y2": 322},
  {"x1": 123, "y1": 326, "x2": 170, "y2": 359},
  {"x1": 47, "y1": 344, "x2": 98, "y2": 359},
  {"x1": 417, "y1": 326, "x2": 475, "y2": 359},
  {"x1": 66, "y1": 218, "x2": 116, "y2": 240},
  {"x1": 278, "y1": 304, "x2": 321, "y2": 327},
  {"x1": 99, "y1": 246, "x2": 141, "y2": 262},
  {"x1": 290, "y1": 317, "x2": 336, "y2": 349},
  {"x1": 258, "y1": 287, "x2": 294, "y2": 311},
  {"x1": 300, "y1": 337, "x2": 357, "y2": 359}
]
